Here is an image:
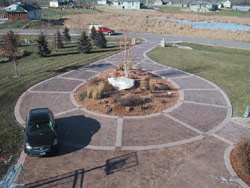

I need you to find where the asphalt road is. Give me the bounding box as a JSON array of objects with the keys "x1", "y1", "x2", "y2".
[{"x1": 0, "y1": 29, "x2": 250, "y2": 50}]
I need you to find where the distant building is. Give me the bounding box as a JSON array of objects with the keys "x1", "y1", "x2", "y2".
[
  {"x1": 4, "y1": 2, "x2": 42, "y2": 20},
  {"x1": 154, "y1": 0, "x2": 163, "y2": 6},
  {"x1": 97, "y1": 0, "x2": 108, "y2": 5},
  {"x1": 190, "y1": 3, "x2": 218, "y2": 12},
  {"x1": 222, "y1": 0, "x2": 232, "y2": 8},
  {"x1": 115, "y1": 0, "x2": 140, "y2": 9},
  {"x1": 49, "y1": 0, "x2": 59, "y2": 8}
]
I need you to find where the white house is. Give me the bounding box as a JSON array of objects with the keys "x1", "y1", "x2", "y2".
[
  {"x1": 116, "y1": 0, "x2": 140, "y2": 9},
  {"x1": 97, "y1": 0, "x2": 108, "y2": 5},
  {"x1": 222, "y1": 0, "x2": 232, "y2": 8},
  {"x1": 49, "y1": 1, "x2": 59, "y2": 7},
  {"x1": 154, "y1": 0, "x2": 163, "y2": 6}
]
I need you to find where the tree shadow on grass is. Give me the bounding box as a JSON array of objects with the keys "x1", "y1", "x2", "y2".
[
  {"x1": 55, "y1": 115, "x2": 100, "y2": 156},
  {"x1": 49, "y1": 51, "x2": 79, "y2": 57},
  {"x1": 91, "y1": 49, "x2": 118, "y2": 54},
  {"x1": 23, "y1": 152, "x2": 139, "y2": 188}
]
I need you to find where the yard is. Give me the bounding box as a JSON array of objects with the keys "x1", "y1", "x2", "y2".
[
  {"x1": 147, "y1": 43, "x2": 250, "y2": 117},
  {"x1": 0, "y1": 36, "x2": 122, "y2": 179},
  {"x1": 0, "y1": 7, "x2": 98, "y2": 29}
]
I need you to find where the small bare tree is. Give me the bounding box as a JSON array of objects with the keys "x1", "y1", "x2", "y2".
[
  {"x1": 118, "y1": 32, "x2": 136, "y2": 77},
  {"x1": 0, "y1": 31, "x2": 20, "y2": 77}
]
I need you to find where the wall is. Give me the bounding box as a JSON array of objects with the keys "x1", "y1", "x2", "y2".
[
  {"x1": 7, "y1": 12, "x2": 28, "y2": 20},
  {"x1": 27, "y1": 9, "x2": 42, "y2": 20}
]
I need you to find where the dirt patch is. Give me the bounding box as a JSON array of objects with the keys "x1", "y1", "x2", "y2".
[
  {"x1": 230, "y1": 138, "x2": 250, "y2": 185},
  {"x1": 64, "y1": 9, "x2": 250, "y2": 43},
  {"x1": 75, "y1": 69, "x2": 179, "y2": 116}
]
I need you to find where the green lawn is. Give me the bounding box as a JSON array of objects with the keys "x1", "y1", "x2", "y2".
[
  {"x1": 0, "y1": 40, "x2": 121, "y2": 179},
  {"x1": 147, "y1": 43, "x2": 250, "y2": 117}
]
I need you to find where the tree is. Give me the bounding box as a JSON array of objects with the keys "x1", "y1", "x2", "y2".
[
  {"x1": 36, "y1": 32, "x2": 51, "y2": 57},
  {"x1": 53, "y1": 31, "x2": 63, "y2": 51},
  {"x1": 94, "y1": 31, "x2": 107, "y2": 48},
  {"x1": 0, "y1": 31, "x2": 20, "y2": 76},
  {"x1": 77, "y1": 31, "x2": 92, "y2": 53},
  {"x1": 62, "y1": 27, "x2": 71, "y2": 44},
  {"x1": 90, "y1": 27, "x2": 97, "y2": 40}
]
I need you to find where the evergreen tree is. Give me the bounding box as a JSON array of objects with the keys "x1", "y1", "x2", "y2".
[
  {"x1": 77, "y1": 31, "x2": 92, "y2": 53},
  {"x1": 36, "y1": 32, "x2": 51, "y2": 57},
  {"x1": 53, "y1": 31, "x2": 63, "y2": 51},
  {"x1": 63, "y1": 27, "x2": 71, "y2": 44},
  {"x1": 90, "y1": 27, "x2": 97, "y2": 40},
  {"x1": 94, "y1": 31, "x2": 107, "y2": 48}
]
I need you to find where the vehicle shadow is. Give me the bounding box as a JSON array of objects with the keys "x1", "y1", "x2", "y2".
[
  {"x1": 23, "y1": 152, "x2": 139, "y2": 188},
  {"x1": 55, "y1": 115, "x2": 100, "y2": 156}
]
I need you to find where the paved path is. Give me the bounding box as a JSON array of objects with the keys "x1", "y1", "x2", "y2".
[{"x1": 15, "y1": 38, "x2": 250, "y2": 187}]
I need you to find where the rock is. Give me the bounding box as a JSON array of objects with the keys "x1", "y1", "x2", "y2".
[
  {"x1": 125, "y1": 106, "x2": 133, "y2": 112},
  {"x1": 106, "y1": 106, "x2": 113, "y2": 113},
  {"x1": 108, "y1": 77, "x2": 135, "y2": 90}
]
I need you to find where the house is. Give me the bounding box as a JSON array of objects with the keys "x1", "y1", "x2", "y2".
[
  {"x1": 190, "y1": 3, "x2": 218, "y2": 12},
  {"x1": 222, "y1": 0, "x2": 232, "y2": 8},
  {"x1": 97, "y1": 0, "x2": 108, "y2": 5},
  {"x1": 49, "y1": 0, "x2": 59, "y2": 8},
  {"x1": 115, "y1": 0, "x2": 140, "y2": 9},
  {"x1": 4, "y1": 2, "x2": 42, "y2": 20},
  {"x1": 154, "y1": 0, "x2": 163, "y2": 6}
]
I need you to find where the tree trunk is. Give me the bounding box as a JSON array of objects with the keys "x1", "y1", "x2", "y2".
[{"x1": 14, "y1": 61, "x2": 18, "y2": 76}]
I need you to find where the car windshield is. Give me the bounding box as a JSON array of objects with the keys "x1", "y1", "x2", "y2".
[{"x1": 28, "y1": 121, "x2": 53, "y2": 135}]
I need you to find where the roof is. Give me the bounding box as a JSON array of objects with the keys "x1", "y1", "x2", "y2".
[
  {"x1": 114, "y1": 0, "x2": 140, "y2": 2},
  {"x1": 29, "y1": 108, "x2": 50, "y2": 123},
  {"x1": 4, "y1": 2, "x2": 41, "y2": 13}
]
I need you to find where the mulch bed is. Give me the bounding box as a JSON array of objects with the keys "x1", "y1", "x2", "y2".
[
  {"x1": 75, "y1": 69, "x2": 180, "y2": 116},
  {"x1": 230, "y1": 139, "x2": 250, "y2": 185}
]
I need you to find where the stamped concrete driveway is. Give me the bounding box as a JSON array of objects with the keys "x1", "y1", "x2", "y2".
[{"x1": 15, "y1": 38, "x2": 250, "y2": 188}]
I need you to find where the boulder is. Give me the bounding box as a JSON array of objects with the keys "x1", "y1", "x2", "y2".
[{"x1": 108, "y1": 77, "x2": 135, "y2": 90}]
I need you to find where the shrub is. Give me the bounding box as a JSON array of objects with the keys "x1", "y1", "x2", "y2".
[
  {"x1": 140, "y1": 78, "x2": 147, "y2": 90},
  {"x1": 87, "y1": 86, "x2": 93, "y2": 98},
  {"x1": 79, "y1": 92, "x2": 87, "y2": 101},
  {"x1": 97, "y1": 81, "x2": 105, "y2": 98},
  {"x1": 86, "y1": 81, "x2": 106, "y2": 100},
  {"x1": 149, "y1": 78, "x2": 156, "y2": 91}
]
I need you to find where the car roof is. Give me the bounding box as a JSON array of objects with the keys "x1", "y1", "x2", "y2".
[{"x1": 28, "y1": 108, "x2": 51, "y2": 123}]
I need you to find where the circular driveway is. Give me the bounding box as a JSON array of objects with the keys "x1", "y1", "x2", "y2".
[{"x1": 15, "y1": 38, "x2": 250, "y2": 187}]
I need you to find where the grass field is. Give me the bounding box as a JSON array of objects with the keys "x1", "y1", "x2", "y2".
[
  {"x1": 0, "y1": 38, "x2": 121, "y2": 179},
  {"x1": 147, "y1": 43, "x2": 250, "y2": 117},
  {"x1": 155, "y1": 5, "x2": 250, "y2": 17}
]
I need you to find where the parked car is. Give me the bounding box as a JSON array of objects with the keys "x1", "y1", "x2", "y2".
[
  {"x1": 24, "y1": 108, "x2": 58, "y2": 157},
  {"x1": 89, "y1": 24, "x2": 115, "y2": 36}
]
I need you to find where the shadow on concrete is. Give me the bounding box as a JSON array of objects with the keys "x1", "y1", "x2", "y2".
[
  {"x1": 55, "y1": 115, "x2": 100, "y2": 156},
  {"x1": 23, "y1": 152, "x2": 139, "y2": 188}
]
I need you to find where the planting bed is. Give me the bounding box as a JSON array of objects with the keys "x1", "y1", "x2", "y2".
[
  {"x1": 230, "y1": 139, "x2": 250, "y2": 185},
  {"x1": 75, "y1": 69, "x2": 180, "y2": 116}
]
